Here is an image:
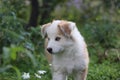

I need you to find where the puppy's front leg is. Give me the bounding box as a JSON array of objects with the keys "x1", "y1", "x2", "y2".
[
  {"x1": 52, "y1": 71, "x2": 66, "y2": 80},
  {"x1": 74, "y1": 69, "x2": 88, "y2": 80}
]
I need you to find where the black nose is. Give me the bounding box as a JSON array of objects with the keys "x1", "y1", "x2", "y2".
[{"x1": 47, "y1": 48, "x2": 52, "y2": 53}]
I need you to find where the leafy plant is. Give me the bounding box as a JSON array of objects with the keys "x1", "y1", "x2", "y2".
[
  {"x1": 88, "y1": 61, "x2": 120, "y2": 80},
  {"x1": 0, "y1": 1, "x2": 43, "y2": 79},
  {"x1": 91, "y1": 21, "x2": 120, "y2": 49}
]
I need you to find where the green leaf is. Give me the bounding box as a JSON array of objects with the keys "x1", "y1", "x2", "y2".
[
  {"x1": 12, "y1": 66, "x2": 21, "y2": 80},
  {"x1": 0, "y1": 65, "x2": 21, "y2": 80},
  {"x1": 10, "y1": 49, "x2": 17, "y2": 60},
  {"x1": 10, "y1": 45, "x2": 17, "y2": 60},
  {"x1": 10, "y1": 44, "x2": 25, "y2": 60},
  {"x1": 25, "y1": 42, "x2": 35, "y2": 51},
  {"x1": 25, "y1": 50, "x2": 37, "y2": 67},
  {"x1": 3, "y1": 47, "x2": 10, "y2": 60},
  {"x1": 0, "y1": 65, "x2": 12, "y2": 73}
]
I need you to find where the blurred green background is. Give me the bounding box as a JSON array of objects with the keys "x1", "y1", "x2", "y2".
[{"x1": 0, "y1": 0, "x2": 120, "y2": 80}]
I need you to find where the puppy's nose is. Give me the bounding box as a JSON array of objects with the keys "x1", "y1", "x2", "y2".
[{"x1": 47, "y1": 48, "x2": 53, "y2": 54}]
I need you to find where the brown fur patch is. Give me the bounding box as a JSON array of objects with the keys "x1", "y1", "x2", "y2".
[
  {"x1": 41, "y1": 23, "x2": 51, "y2": 38},
  {"x1": 81, "y1": 68, "x2": 88, "y2": 80},
  {"x1": 45, "y1": 38, "x2": 52, "y2": 64},
  {"x1": 57, "y1": 21, "x2": 76, "y2": 41},
  {"x1": 41, "y1": 23, "x2": 52, "y2": 64},
  {"x1": 42, "y1": 23, "x2": 51, "y2": 32},
  {"x1": 58, "y1": 21, "x2": 71, "y2": 35}
]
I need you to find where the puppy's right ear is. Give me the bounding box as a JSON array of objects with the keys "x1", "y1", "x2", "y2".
[{"x1": 41, "y1": 23, "x2": 51, "y2": 38}]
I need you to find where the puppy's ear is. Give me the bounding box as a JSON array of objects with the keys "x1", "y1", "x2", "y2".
[
  {"x1": 41, "y1": 23, "x2": 51, "y2": 38},
  {"x1": 58, "y1": 21, "x2": 75, "y2": 37}
]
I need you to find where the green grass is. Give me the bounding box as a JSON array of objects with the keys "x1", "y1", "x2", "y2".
[
  {"x1": 0, "y1": 54, "x2": 120, "y2": 80},
  {"x1": 88, "y1": 56, "x2": 120, "y2": 80}
]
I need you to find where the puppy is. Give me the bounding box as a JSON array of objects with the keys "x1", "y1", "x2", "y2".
[{"x1": 41, "y1": 20, "x2": 89, "y2": 80}]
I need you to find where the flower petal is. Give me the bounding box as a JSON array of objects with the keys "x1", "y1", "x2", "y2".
[
  {"x1": 22, "y1": 72, "x2": 30, "y2": 79},
  {"x1": 35, "y1": 73, "x2": 41, "y2": 78},
  {"x1": 38, "y1": 70, "x2": 46, "y2": 74}
]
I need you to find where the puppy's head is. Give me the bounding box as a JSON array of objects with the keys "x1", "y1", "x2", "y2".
[{"x1": 41, "y1": 20, "x2": 76, "y2": 54}]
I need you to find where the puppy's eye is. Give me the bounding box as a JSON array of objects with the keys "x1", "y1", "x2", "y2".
[
  {"x1": 48, "y1": 37, "x2": 50, "y2": 40},
  {"x1": 55, "y1": 37, "x2": 61, "y2": 41}
]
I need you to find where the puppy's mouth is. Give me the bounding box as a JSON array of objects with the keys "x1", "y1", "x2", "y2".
[{"x1": 47, "y1": 47, "x2": 64, "y2": 54}]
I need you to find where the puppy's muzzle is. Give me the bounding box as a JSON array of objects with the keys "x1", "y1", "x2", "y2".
[{"x1": 47, "y1": 48, "x2": 53, "y2": 54}]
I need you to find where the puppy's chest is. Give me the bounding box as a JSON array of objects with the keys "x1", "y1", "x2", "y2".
[{"x1": 53, "y1": 53, "x2": 85, "y2": 73}]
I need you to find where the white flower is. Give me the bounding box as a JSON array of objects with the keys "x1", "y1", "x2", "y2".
[
  {"x1": 49, "y1": 64, "x2": 52, "y2": 66},
  {"x1": 38, "y1": 70, "x2": 46, "y2": 74},
  {"x1": 22, "y1": 72, "x2": 30, "y2": 79},
  {"x1": 34, "y1": 73, "x2": 41, "y2": 79}
]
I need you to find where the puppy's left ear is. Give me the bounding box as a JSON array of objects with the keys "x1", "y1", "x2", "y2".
[
  {"x1": 58, "y1": 21, "x2": 75, "y2": 37},
  {"x1": 41, "y1": 23, "x2": 51, "y2": 38}
]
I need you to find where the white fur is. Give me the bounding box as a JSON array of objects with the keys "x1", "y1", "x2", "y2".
[{"x1": 42, "y1": 20, "x2": 89, "y2": 80}]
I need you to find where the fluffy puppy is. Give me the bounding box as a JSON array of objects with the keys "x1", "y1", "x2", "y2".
[{"x1": 41, "y1": 20, "x2": 89, "y2": 80}]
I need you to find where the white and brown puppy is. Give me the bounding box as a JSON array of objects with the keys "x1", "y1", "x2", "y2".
[{"x1": 41, "y1": 20, "x2": 89, "y2": 80}]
